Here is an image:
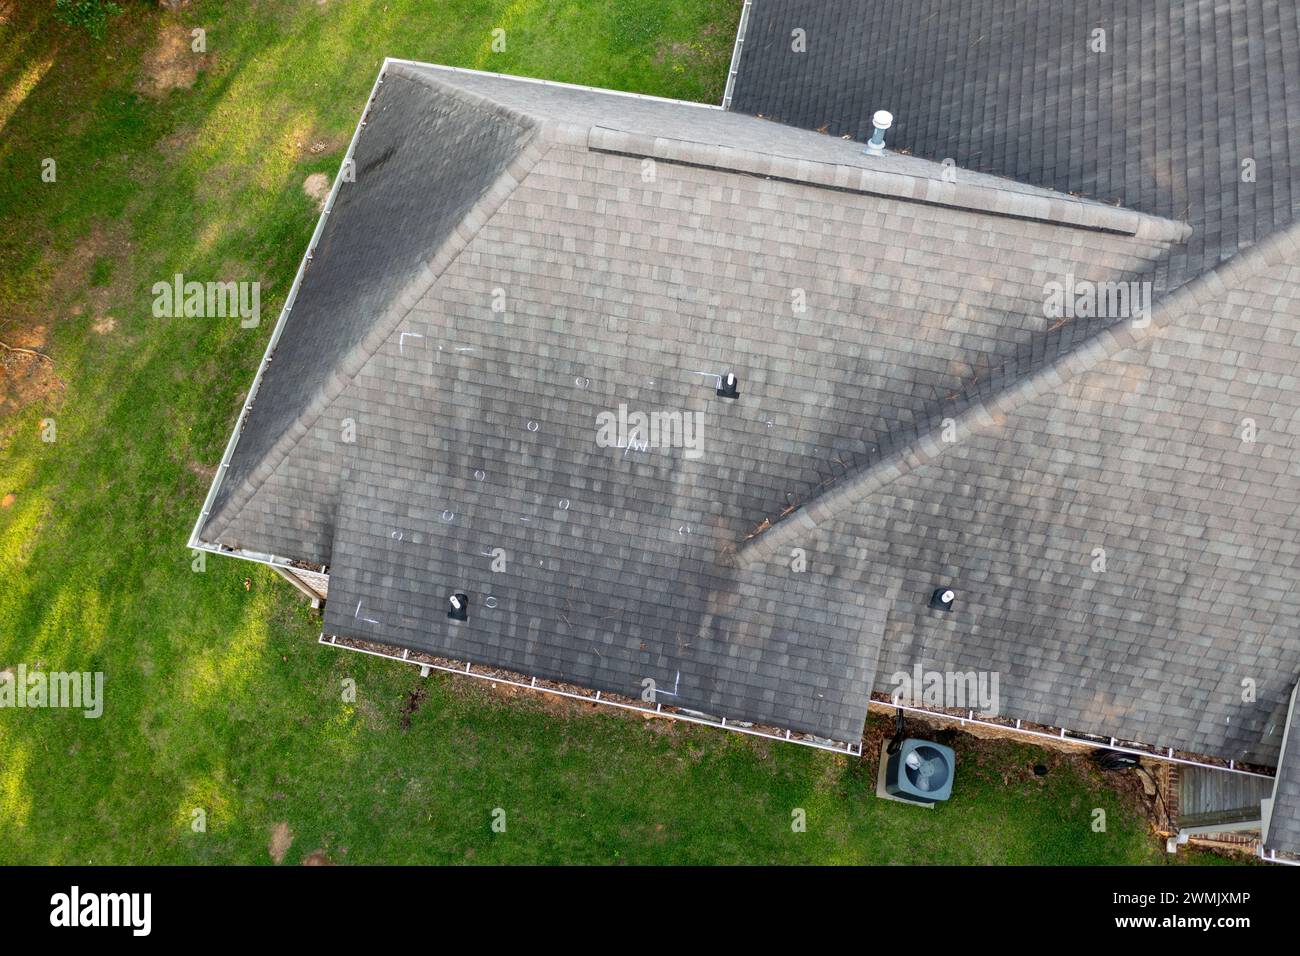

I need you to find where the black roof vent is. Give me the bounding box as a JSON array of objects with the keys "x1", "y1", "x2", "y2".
[
  {"x1": 447, "y1": 592, "x2": 469, "y2": 621},
  {"x1": 928, "y1": 587, "x2": 955, "y2": 611},
  {"x1": 716, "y1": 372, "x2": 740, "y2": 399}
]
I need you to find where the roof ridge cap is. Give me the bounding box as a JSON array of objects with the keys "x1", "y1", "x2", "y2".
[
  {"x1": 734, "y1": 218, "x2": 1300, "y2": 569},
  {"x1": 587, "y1": 125, "x2": 1193, "y2": 242}
]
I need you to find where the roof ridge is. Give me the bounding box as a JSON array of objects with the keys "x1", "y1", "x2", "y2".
[
  {"x1": 395, "y1": 59, "x2": 1190, "y2": 240},
  {"x1": 201, "y1": 124, "x2": 551, "y2": 545},
  {"x1": 587, "y1": 125, "x2": 1193, "y2": 241},
  {"x1": 733, "y1": 218, "x2": 1300, "y2": 570}
]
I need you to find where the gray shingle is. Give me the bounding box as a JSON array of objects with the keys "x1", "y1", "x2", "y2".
[
  {"x1": 204, "y1": 67, "x2": 538, "y2": 540},
  {"x1": 729, "y1": 0, "x2": 1300, "y2": 286}
]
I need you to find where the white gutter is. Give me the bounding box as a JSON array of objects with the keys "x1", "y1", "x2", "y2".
[
  {"x1": 191, "y1": 541, "x2": 300, "y2": 570},
  {"x1": 188, "y1": 60, "x2": 390, "y2": 552},
  {"x1": 721, "y1": 0, "x2": 753, "y2": 110},
  {"x1": 320, "y1": 633, "x2": 861, "y2": 756},
  {"x1": 1259, "y1": 846, "x2": 1300, "y2": 866},
  {"x1": 879, "y1": 698, "x2": 1275, "y2": 780}
]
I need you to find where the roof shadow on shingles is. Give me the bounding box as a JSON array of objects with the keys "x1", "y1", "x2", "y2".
[
  {"x1": 737, "y1": 216, "x2": 1300, "y2": 569},
  {"x1": 201, "y1": 66, "x2": 538, "y2": 540},
  {"x1": 779, "y1": 269, "x2": 1168, "y2": 529},
  {"x1": 731, "y1": 220, "x2": 1300, "y2": 757},
  {"x1": 320, "y1": 457, "x2": 890, "y2": 742},
  {"x1": 351, "y1": 63, "x2": 1190, "y2": 544},
  {"x1": 729, "y1": 0, "x2": 1300, "y2": 286},
  {"x1": 200, "y1": 57, "x2": 1191, "y2": 555}
]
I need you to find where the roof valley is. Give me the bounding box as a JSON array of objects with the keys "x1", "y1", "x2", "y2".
[{"x1": 734, "y1": 217, "x2": 1300, "y2": 569}]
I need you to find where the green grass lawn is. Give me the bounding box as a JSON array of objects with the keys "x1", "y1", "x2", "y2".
[{"x1": 0, "y1": 0, "x2": 1232, "y2": 865}]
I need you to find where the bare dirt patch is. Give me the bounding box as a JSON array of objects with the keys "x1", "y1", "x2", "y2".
[
  {"x1": 0, "y1": 325, "x2": 62, "y2": 422},
  {"x1": 399, "y1": 686, "x2": 426, "y2": 730},
  {"x1": 473, "y1": 678, "x2": 595, "y2": 720},
  {"x1": 299, "y1": 131, "x2": 346, "y2": 159},
  {"x1": 18, "y1": 223, "x2": 135, "y2": 349},
  {"x1": 642, "y1": 712, "x2": 676, "y2": 735},
  {"x1": 301, "y1": 850, "x2": 335, "y2": 866},
  {"x1": 55, "y1": 225, "x2": 118, "y2": 307},
  {"x1": 268, "y1": 821, "x2": 293, "y2": 864},
  {"x1": 302, "y1": 172, "x2": 330, "y2": 212},
  {"x1": 0, "y1": 324, "x2": 47, "y2": 353},
  {"x1": 135, "y1": 21, "x2": 207, "y2": 98},
  {"x1": 80, "y1": 230, "x2": 135, "y2": 340},
  {"x1": 654, "y1": 41, "x2": 693, "y2": 65},
  {"x1": 1, "y1": 493, "x2": 15, "y2": 508}
]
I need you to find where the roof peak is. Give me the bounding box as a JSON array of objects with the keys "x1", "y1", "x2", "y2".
[{"x1": 397, "y1": 59, "x2": 1192, "y2": 241}]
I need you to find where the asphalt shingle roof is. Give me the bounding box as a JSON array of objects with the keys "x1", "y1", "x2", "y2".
[
  {"x1": 197, "y1": 61, "x2": 1189, "y2": 741},
  {"x1": 725, "y1": 0, "x2": 1300, "y2": 835},
  {"x1": 742, "y1": 219, "x2": 1300, "y2": 763}
]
